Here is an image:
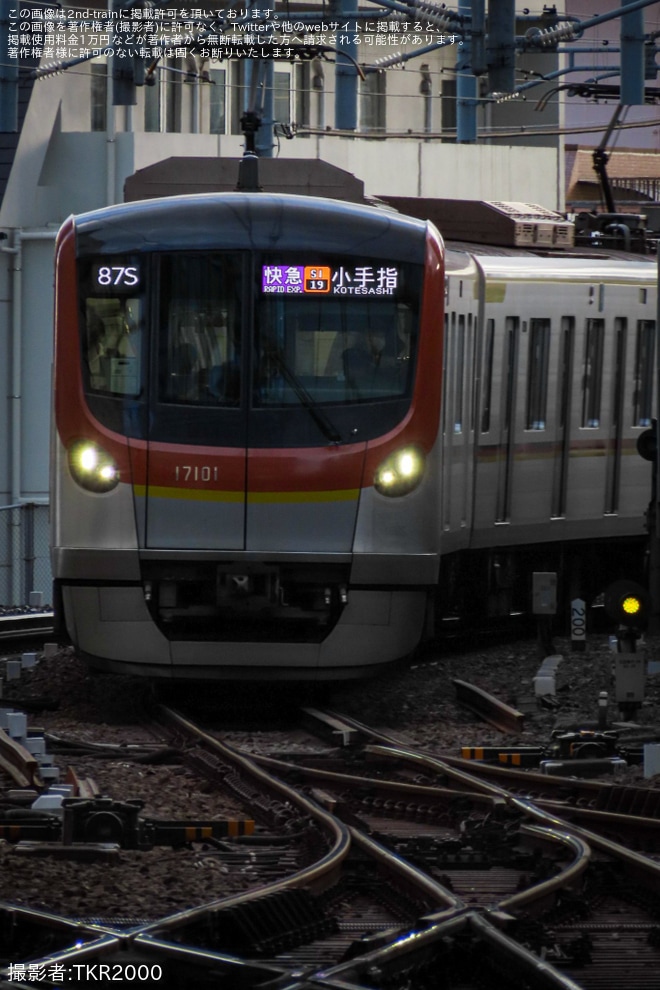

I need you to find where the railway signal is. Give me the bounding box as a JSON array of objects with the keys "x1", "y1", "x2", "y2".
[
  {"x1": 604, "y1": 579, "x2": 650, "y2": 633},
  {"x1": 604, "y1": 578, "x2": 650, "y2": 716}
]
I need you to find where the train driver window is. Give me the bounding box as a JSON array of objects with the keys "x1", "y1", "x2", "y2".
[
  {"x1": 255, "y1": 298, "x2": 415, "y2": 405},
  {"x1": 83, "y1": 296, "x2": 142, "y2": 397}
]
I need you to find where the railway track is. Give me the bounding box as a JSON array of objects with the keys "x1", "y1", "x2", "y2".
[
  {"x1": 0, "y1": 612, "x2": 54, "y2": 643},
  {"x1": 3, "y1": 696, "x2": 660, "y2": 987}
]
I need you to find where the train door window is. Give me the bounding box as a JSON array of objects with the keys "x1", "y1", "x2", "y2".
[
  {"x1": 157, "y1": 254, "x2": 243, "y2": 406},
  {"x1": 481, "y1": 318, "x2": 495, "y2": 433},
  {"x1": 526, "y1": 318, "x2": 550, "y2": 430},
  {"x1": 454, "y1": 314, "x2": 465, "y2": 433},
  {"x1": 612, "y1": 318, "x2": 627, "y2": 431},
  {"x1": 606, "y1": 317, "x2": 627, "y2": 515},
  {"x1": 557, "y1": 317, "x2": 574, "y2": 432},
  {"x1": 581, "y1": 319, "x2": 604, "y2": 428},
  {"x1": 552, "y1": 317, "x2": 575, "y2": 519},
  {"x1": 496, "y1": 317, "x2": 519, "y2": 523},
  {"x1": 633, "y1": 320, "x2": 655, "y2": 427}
]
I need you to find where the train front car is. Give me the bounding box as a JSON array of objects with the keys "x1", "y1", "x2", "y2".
[{"x1": 51, "y1": 194, "x2": 444, "y2": 679}]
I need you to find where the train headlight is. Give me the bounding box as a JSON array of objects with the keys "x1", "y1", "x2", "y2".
[
  {"x1": 374, "y1": 447, "x2": 425, "y2": 497},
  {"x1": 68, "y1": 441, "x2": 120, "y2": 493}
]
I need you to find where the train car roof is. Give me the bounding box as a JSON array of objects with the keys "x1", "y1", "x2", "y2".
[
  {"x1": 71, "y1": 193, "x2": 431, "y2": 263},
  {"x1": 445, "y1": 240, "x2": 657, "y2": 283}
]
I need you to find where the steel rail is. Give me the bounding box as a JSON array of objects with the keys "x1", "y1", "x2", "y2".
[
  {"x1": 240, "y1": 740, "x2": 593, "y2": 920},
  {"x1": 249, "y1": 748, "x2": 507, "y2": 808},
  {"x1": 468, "y1": 913, "x2": 588, "y2": 990},
  {"x1": 348, "y1": 825, "x2": 465, "y2": 913},
  {"x1": 133, "y1": 704, "x2": 352, "y2": 938},
  {"x1": 322, "y1": 710, "x2": 660, "y2": 833},
  {"x1": 0, "y1": 727, "x2": 42, "y2": 789},
  {"x1": 510, "y1": 795, "x2": 660, "y2": 892},
  {"x1": 496, "y1": 824, "x2": 591, "y2": 913},
  {"x1": 452, "y1": 678, "x2": 526, "y2": 733},
  {"x1": 0, "y1": 611, "x2": 54, "y2": 641},
  {"x1": 314, "y1": 910, "x2": 587, "y2": 990}
]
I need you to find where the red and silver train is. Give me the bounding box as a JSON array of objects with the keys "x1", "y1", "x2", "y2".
[{"x1": 51, "y1": 193, "x2": 656, "y2": 679}]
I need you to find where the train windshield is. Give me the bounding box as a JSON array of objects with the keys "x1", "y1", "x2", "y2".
[
  {"x1": 254, "y1": 296, "x2": 415, "y2": 406},
  {"x1": 78, "y1": 249, "x2": 423, "y2": 444},
  {"x1": 255, "y1": 254, "x2": 420, "y2": 408}
]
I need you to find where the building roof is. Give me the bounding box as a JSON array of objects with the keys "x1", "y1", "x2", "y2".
[{"x1": 566, "y1": 144, "x2": 660, "y2": 209}]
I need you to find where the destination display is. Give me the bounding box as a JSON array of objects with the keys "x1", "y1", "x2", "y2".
[{"x1": 261, "y1": 263, "x2": 400, "y2": 296}]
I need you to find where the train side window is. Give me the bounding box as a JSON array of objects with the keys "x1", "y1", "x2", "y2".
[
  {"x1": 526, "y1": 318, "x2": 550, "y2": 430},
  {"x1": 633, "y1": 320, "x2": 655, "y2": 427},
  {"x1": 454, "y1": 314, "x2": 465, "y2": 433},
  {"x1": 581, "y1": 319, "x2": 604, "y2": 428},
  {"x1": 481, "y1": 319, "x2": 495, "y2": 434},
  {"x1": 441, "y1": 313, "x2": 449, "y2": 435}
]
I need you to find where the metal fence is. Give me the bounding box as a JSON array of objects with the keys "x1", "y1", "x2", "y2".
[{"x1": 0, "y1": 503, "x2": 52, "y2": 607}]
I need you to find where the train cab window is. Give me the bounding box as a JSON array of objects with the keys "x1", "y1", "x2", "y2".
[
  {"x1": 80, "y1": 259, "x2": 144, "y2": 398},
  {"x1": 633, "y1": 320, "x2": 655, "y2": 427},
  {"x1": 158, "y1": 253, "x2": 242, "y2": 406},
  {"x1": 526, "y1": 319, "x2": 550, "y2": 430},
  {"x1": 581, "y1": 319, "x2": 604, "y2": 428},
  {"x1": 254, "y1": 256, "x2": 420, "y2": 407},
  {"x1": 255, "y1": 298, "x2": 415, "y2": 405}
]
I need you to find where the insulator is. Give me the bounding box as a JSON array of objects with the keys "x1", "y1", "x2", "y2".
[
  {"x1": 397, "y1": 0, "x2": 457, "y2": 34},
  {"x1": 36, "y1": 62, "x2": 64, "y2": 78},
  {"x1": 526, "y1": 21, "x2": 577, "y2": 47}
]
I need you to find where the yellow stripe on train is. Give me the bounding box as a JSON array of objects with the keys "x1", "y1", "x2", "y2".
[{"x1": 134, "y1": 485, "x2": 359, "y2": 504}]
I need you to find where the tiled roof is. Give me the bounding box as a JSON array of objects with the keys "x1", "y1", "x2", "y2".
[
  {"x1": 565, "y1": 144, "x2": 660, "y2": 208},
  {"x1": 566, "y1": 144, "x2": 660, "y2": 183}
]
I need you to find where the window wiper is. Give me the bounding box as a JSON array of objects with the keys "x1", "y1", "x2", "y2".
[{"x1": 264, "y1": 344, "x2": 343, "y2": 445}]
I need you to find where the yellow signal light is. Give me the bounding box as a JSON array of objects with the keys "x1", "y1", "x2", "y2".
[{"x1": 604, "y1": 580, "x2": 649, "y2": 629}]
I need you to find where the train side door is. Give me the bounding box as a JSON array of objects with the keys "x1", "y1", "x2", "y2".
[
  {"x1": 144, "y1": 252, "x2": 248, "y2": 550},
  {"x1": 440, "y1": 296, "x2": 477, "y2": 548}
]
